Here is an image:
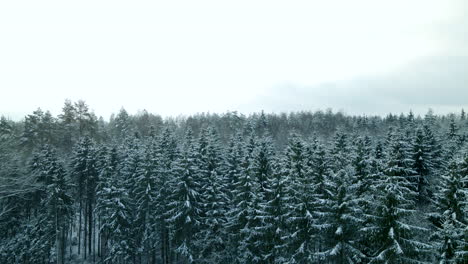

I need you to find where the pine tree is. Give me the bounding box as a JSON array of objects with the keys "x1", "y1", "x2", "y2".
[
  {"x1": 283, "y1": 133, "x2": 316, "y2": 263},
  {"x1": 315, "y1": 169, "x2": 365, "y2": 263},
  {"x1": 74, "y1": 100, "x2": 98, "y2": 138},
  {"x1": 423, "y1": 124, "x2": 444, "y2": 174},
  {"x1": 352, "y1": 136, "x2": 374, "y2": 196},
  {"x1": 105, "y1": 175, "x2": 134, "y2": 263},
  {"x1": 120, "y1": 136, "x2": 145, "y2": 262},
  {"x1": 20, "y1": 108, "x2": 58, "y2": 153},
  {"x1": 70, "y1": 136, "x2": 99, "y2": 259},
  {"x1": 112, "y1": 108, "x2": 133, "y2": 140},
  {"x1": 196, "y1": 127, "x2": 229, "y2": 263},
  {"x1": 155, "y1": 127, "x2": 179, "y2": 264},
  {"x1": 227, "y1": 133, "x2": 260, "y2": 263},
  {"x1": 412, "y1": 127, "x2": 435, "y2": 203},
  {"x1": 257, "y1": 157, "x2": 290, "y2": 264},
  {"x1": 96, "y1": 145, "x2": 120, "y2": 263},
  {"x1": 23, "y1": 145, "x2": 73, "y2": 263},
  {"x1": 43, "y1": 146, "x2": 73, "y2": 264},
  {"x1": 309, "y1": 142, "x2": 335, "y2": 258},
  {"x1": 365, "y1": 133, "x2": 431, "y2": 263},
  {"x1": 223, "y1": 132, "x2": 245, "y2": 261},
  {"x1": 132, "y1": 139, "x2": 160, "y2": 263},
  {"x1": 167, "y1": 130, "x2": 202, "y2": 263},
  {"x1": 431, "y1": 160, "x2": 467, "y2": 263},
  {"x1": 251, "y1": 135, "x2": 276, "y2": 200},
  {"x1": 240, "y1": 135, "x2": 278, "y2": 263},
  {"x1": 224, "y1": 132, "x2": 244, "y2": 202},
  {"x1": 58, "y1": 99, "x2": 77, "y2": 152},
  {"x1": 331, "y1": 131, "x2": 350, "y2": 170}
]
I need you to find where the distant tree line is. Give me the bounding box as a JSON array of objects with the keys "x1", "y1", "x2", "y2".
[{"x1": 0, "y1": 100, "x2": 467, "y2": 263}]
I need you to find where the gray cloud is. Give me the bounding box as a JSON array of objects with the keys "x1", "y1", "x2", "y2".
[
  {"x1": 247, "y1": 1, "x2": 468, "y2": 117},
  {"x1": 249, "y1": 54, "x2": 468, "y2": 116}
]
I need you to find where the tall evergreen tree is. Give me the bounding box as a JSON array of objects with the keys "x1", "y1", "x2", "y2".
[
  {"x1": 155, "y1": 127, "x2": 178, "y2": 264},
  {"x1": 196, "y1": 127, "x2": 229, "y2": 263},
  {"x1": 412, "y1": 127, "x2": 435, "y2": 203},
  {"x1": 431, "y1": 160, "x2": 467, "y2": 263},
  {"x1": 315, "y1": 170, "x2": 365, "y2": 263},
  {"x1": 167, "y1": 130, "x2": 202, "y2": 263},
  {"x1": 257, "y1": 157, "x2": 290, "y2": 264},
  {"x1": 227, "y1": 133, "x2": 260, "y2": 263},
  {"x1": 365, "y1": 132, "x2": 431, "y2": 263},
  {"x1": 133, "y1": 139, "x2": 160, "y2": 263},
  {"x1": 96, "y1": 146, "x2": 120, "y2": 262},
  {"x1": 70, "y1": 136, "x2": 98, "y2": 258},
  {"x1": 283, "y1": 133, "x2": 315, "y2": 263},
  {"x1": 352, "y1": 136, "x2": 374, "y2": 196}
]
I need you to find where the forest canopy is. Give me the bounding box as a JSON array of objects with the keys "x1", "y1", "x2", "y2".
[{"x1": 0, "y1": 100, "x2": 467, "y2": 263}]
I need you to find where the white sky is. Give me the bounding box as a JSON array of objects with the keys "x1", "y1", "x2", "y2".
[{"x1": 0, "y1": 0, "x2": 465, "y2": 119}]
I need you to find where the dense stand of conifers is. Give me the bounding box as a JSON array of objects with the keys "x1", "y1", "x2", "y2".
[{"x1": 0, "y1": 100, "x2": 467, "y2": 263}]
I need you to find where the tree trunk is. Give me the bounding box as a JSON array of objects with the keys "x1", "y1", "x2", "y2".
[
  {"x1": 78, "y1": 200, "x2": 82, "y2": 256},
  {"x1": 69, "y1": 223, "x2": 73, "y2": 261},
  {"x1": 93, "y1": 213, "x2": 96, "y2": 263},
  {"x1": 56, "y1": 210, "x2": 62, "y2": 264},
  {"x1": 84, "y1": 201, "x2": 87, "y2": 259},
  {"x1": 88, "y1": 201, "x2": 92, "y2": 258},
  {"x1": 97, "y1": 216, "x2": 101, "y2": 258}
]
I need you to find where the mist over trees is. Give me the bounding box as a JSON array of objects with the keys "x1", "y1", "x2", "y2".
[{"x1": 0, "y1": 100, "x2": 467, "y2": 263}]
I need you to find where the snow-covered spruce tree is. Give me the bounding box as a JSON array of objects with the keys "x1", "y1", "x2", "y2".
[
  {"x1": 155, "y1": 127, "x2": 179, "y2": 264},
  {"x1": 365, "y1": 132, "x2": 431, "y2": 263},
  {"x1": 20, "y1": 108, "x2": 48, "y2": 153},
  {"x1": 223, "y1": 131, "x2": 246, "y2": 261},
  {"x1": 226, "y1": 132, "x2": 261, "y2": 263},
  {"x1": 241, "y1": 135, "x2": 278, "y2": 263},
  {"x1": 103, "y1": 170, "x2": 133, "y2": 263},
  {"x1": 352, "y1": 136, "x2": 374, "y2": 197},
  {"x1": 423, "y1": 124, "x2": 445, "y2": 179},
  {"x1": 95, "y1": 145, "x2": 120, "y2": 263},
  {"x1": 10, "y1": 145, "x2": 73, "y2": 264},
  {"x1": 251, "y1": 135, "x2": 276, "y2": 201},
  {"x1": 43, "y1": 146, "x2": 73, "y2": 264},
  {"x1": 256, "y1": 154, "x2": 290, "y2": 264},
  {"x1": 120, "y1": 135, "x2": 145, "y2": 262},
  {"x1": 57, "y1": 99, "x2": 77, "y2": 152},
  {"x1": 70, "y1": 136, "x2": 99, "y2": 259},
  {"x1": 431, "y1": 159, "x2": 467, "y2": 263},
  {"x1": 309, "y1": 141, "x2": 335, "y2": 254},
  {"x1": 331, "y1": 131, "x2": 351, "y2": 171},
  {"x1": 448, "y1": 117, "x2": 459, "y2": 142},
  {"x1": 133, "y1": 138, "x2": 160, "y2": 263},
  {"x1": 350, "y1": 137, "x2": 387, "y2": 258},
  {"x1": 167, "y1": 129, "x2": 202, "y2": 263},
  {"x1": 458, "y1": 152, "x2": 468, "y2": 193},
  {"x1": 445, "y1": 117, "x2": 464, "y2": 160},
  {"x1": 374, "y1": 140, "x2": 384, "y2": 161},
  {"x1": 283, "y1": 133, "x2": 316, "y2": 263},
  {"x1": 111, "y1": 107, "x2": 133, "y2": 141},
  {"x1": 224, "y1": 131, "x2": 244, "y2": 203},
  {"x1": 0, "y1": 153, "x2": 26, "y2": 262},
  {"x1": 196, "y1": 127, "x2": 229, "y2": 263},
  {"x1": 412, "y1": 127, "x2": 436, "y2": 204},
  {"x1": 315, "y1": 169, "x2": 365, "y2": 263}
]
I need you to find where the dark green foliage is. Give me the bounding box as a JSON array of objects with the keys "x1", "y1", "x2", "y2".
[
  {"x1": 365, "y1": 133, "x2": 431, "y2": 263},
  {"x1": 431, "y1": 160, "x2": 467, "y2": 263},
  {"x1": 283, "y1": 134, "x2": 316, "y2": 263},
  {"x1": 167, "y1": 130, "x2": 202, "y2": 263},
  {"x1": 3, "y1": 104, "x2": 468, "y2": 263},
  {"x1": 316, "y1": 170, "x2": 365, "y2": 263}
]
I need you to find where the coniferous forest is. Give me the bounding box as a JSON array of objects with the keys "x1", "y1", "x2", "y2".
[{"x1": 1, "y1": 100, "x2": 468, "y2": 264}]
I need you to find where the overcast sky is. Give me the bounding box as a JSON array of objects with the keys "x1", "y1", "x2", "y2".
[{"x1": 0, "y1": 0, "x2": 466, "y2": 120}]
